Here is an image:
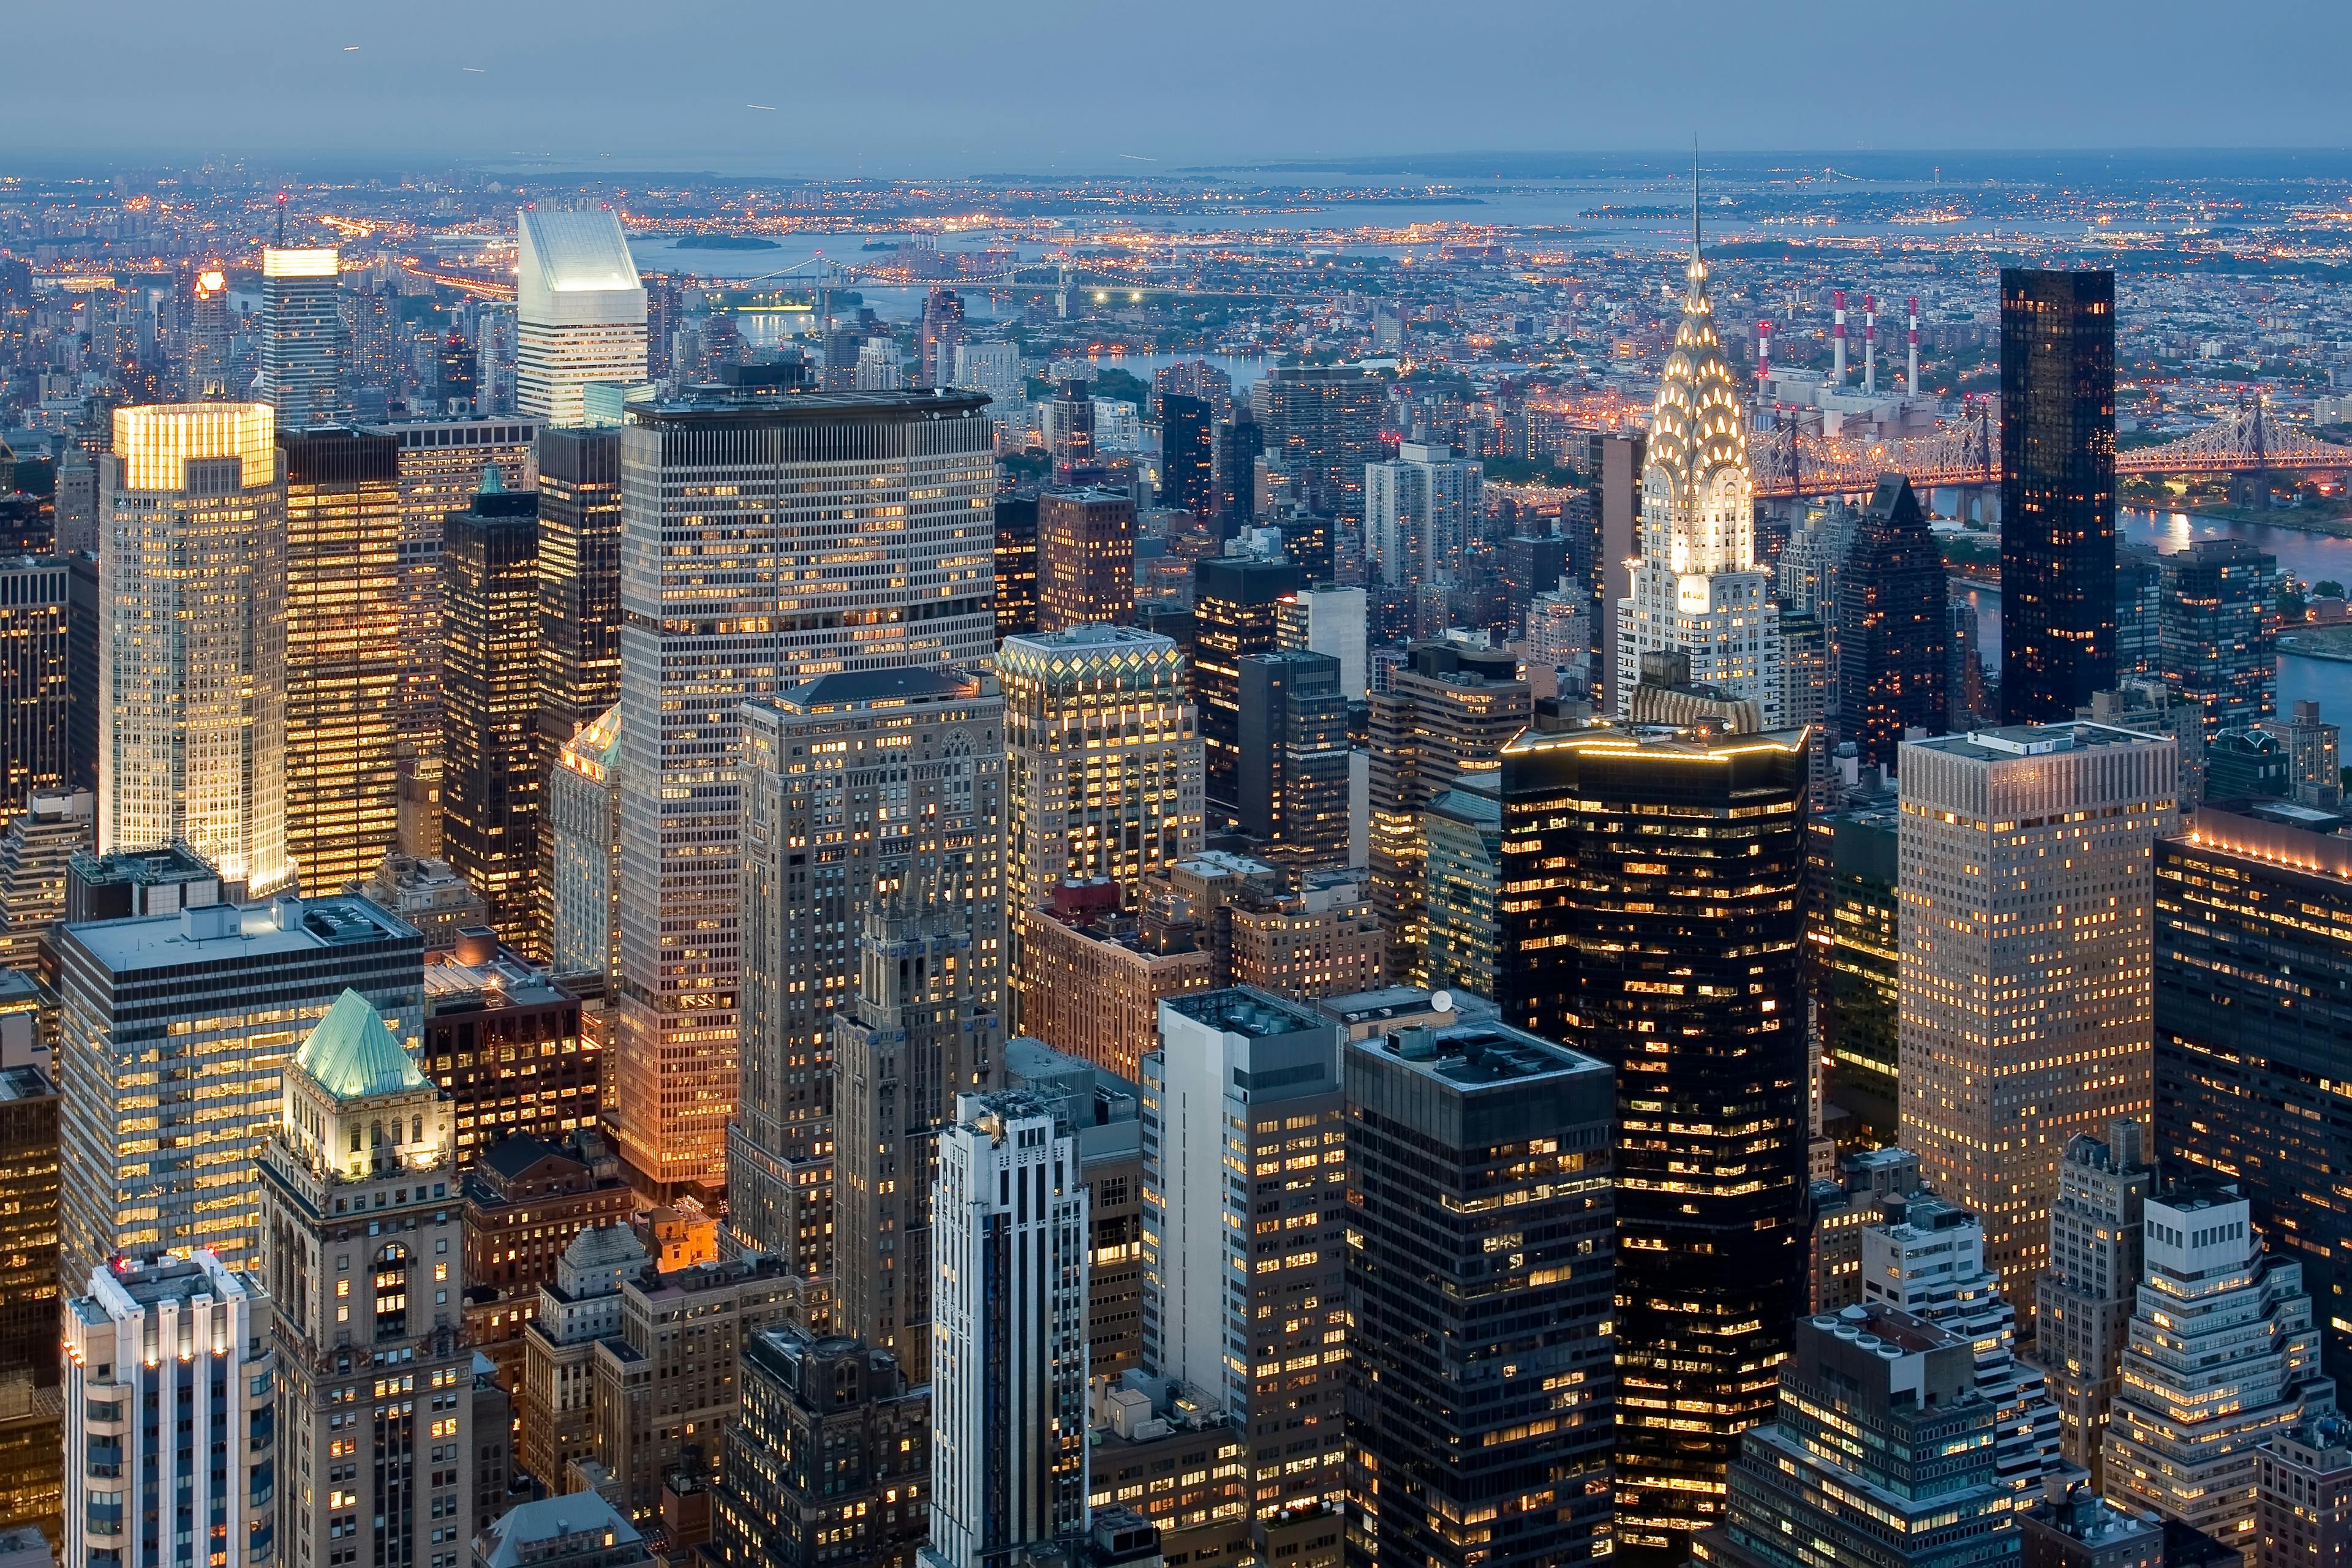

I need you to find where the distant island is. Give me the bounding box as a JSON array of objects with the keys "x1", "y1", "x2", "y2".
[{"x1": 673, "y1": 235, "x2": 782, "y2": 251}]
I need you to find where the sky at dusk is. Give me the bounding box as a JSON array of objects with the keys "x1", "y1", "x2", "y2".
[{"x1": 6, "y1": 1, "x2": 2350, "y2": 176}]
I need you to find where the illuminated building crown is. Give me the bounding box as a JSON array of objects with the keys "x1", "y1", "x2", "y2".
[{"x1": 1642, "y1": 168, "x2": 1755, "y2": 576}]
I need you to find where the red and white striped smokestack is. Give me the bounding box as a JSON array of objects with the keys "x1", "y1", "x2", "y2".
[
  {"x1": 1907, "y1": 296, "x2": 1920, "y2": 397},
  {"x1": 1757, "y1": 319, "x2": 1772, "y2": 391},
  {"x1": 1832, "y1": 288, "x2": 1848, "y2": 385},
  {"x1": 1863, "y1": 293, "x2": 1877, "y2": 396}
]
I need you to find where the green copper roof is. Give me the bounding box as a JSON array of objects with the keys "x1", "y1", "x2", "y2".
[{"x1": 293, "y1": 989, "x2": 424, "y2": 1101}]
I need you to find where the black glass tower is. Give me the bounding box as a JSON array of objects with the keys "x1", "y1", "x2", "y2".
[
  {"x1": 1192, "y1": 553, "x2": 1300, "y2": 820},
  {"x1": 1160, "y1": 393, "x2": 1215, "y2": 519},
  {"x1": 1216, "y1": 413, "x2": 1264, "y2": 538},
  {"x1": 2000, "y1": 267, "x2": 2115, "y2": 723},
  {"x1": 533, "y1": 428, "x2": 622, "y2": 779},
  {"x1": 442, "y1": 480, "x2": 541, "y2": 954},
  {"x1": 1498, "y1": 722, "x2": 1812, "y2": 1566},
  {"x1": 1836, "y1": 475, "x2": 1948, "y2": 767}
]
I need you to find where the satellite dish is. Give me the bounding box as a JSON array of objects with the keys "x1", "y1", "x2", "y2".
[{"x1": 1431, "y1": 990, "x2": 1453, "y2": 1014}]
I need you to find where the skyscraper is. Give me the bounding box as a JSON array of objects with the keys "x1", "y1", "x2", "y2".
[
  {"x1": 731, "y1": 669, "x2": 1005, "y2": 1273},
  {"x1": 1421, "y1": 771, "x2": 1502, "y2": 997},
  {"x1": 533, "y1": 427, "x2": 623, "y2": 774},
  {"x1": 2034, "y1": 1120, "x2": 2154, "y2": 1486},
  {"x1": 1836, "y1": 475, "x2": 1948, "y2": 768},
  {"x1": 1364, "y1": 441, "x2": 1486, "y2": 594},
  {"x1": 1691, "y1": 1306, "x2": 2013, "y2": 1568},
  {"x1": 516, "y1": 206, "x2": 649, "y2": 429},
  {"x1": 1256, "y1": 364, "x2": 1384, "y2": 562},
  {"x1": 925, "y1": 1092, "x2": 1090, "y2": 1568},
  {"x1": 53, "y1": 894, "x2": 423, "y2": 1285},
  {"x1": 611, "y1": 386, "x2": 994, "y2": 1196},
  {"x1": 833, "y1": 890, "x2": 1001, "y2": 1385},
  {"x1": 1345, "y1": 1017, "x2": 1616, "y2": 1568},
  {"x1": 1496, "y1": 719, "x2": 1813, "y2": 1563},
  {"x1": 993, "y1": 494, "x2": 1039, "y2": 641},
  {"x1": 1234, "y1": 649, "x2": 1349, "y2": 869},
  {"x1": 1898, "y1": 724, "x2": 2176, "y2": 1307},
  {"x1": 0, "y1": 556, "x2": 70, "y2": 809},
  {"x1": 2105, "y1": 1183, "x2": 2335, "y2": 1556},
  {"x1": 1216, "y1": 413, "x2": 1265, "y2": 537},
  {"x1": 1160, "y1": 393, "x2": 1216, "y2": 518},
  {"x1": 98, "y1": 404, "x2": 292, "y2": 894},
  {"x1": 1368, "y1": 639, "x2": 1529, "y2": 982},
  {"x1": 259, "y1": 989, "x2": 472, "y2": 1568},
  {"x1": 277, "y1": 426, "x2": 403, "y2": 892},
  {"x1": 1193, "y1": 551, "x2": 1303, "y2": 821},
  {"x1": 1144, "y1": 990, "x2": 1348, "y2": 1525},
  {"x1": 2158, "y1": 538, "x2": 2279, "y2": 743},
  {"x1": 366, "y1": 415, "x2": 539, "y2": 763},
  {"x1": 62, "y1": 1252, "x2": 276, "y2": 1568},
  {"x1": 2001, "y1": 268, "x2": 2116, "y2": 723},
  {"x1": 2155, "y1": 812, "x2": 2352, "y2": 1379},
  {"x1": 258, "y1": 243, "x2": 348, "y2": 425},
  {"x1": 1036, "y1": 486, "x2": 1136, "y2": 631},
  {"x1": 546, "y1": 704, "x2": 620, "y2": 984},
  {"x1": 1276, "y1": 583, "x2": 1369, "y2": 701},
  {"x1": 1616, "y1": 218, "x2": 1783, "y2": 726},
  {"x1": 182, "y1": 266, "x2": 231, "y2": 399},
  {"x1": 441, "y1": 474, "x2": 542, "y2": 952},
  {"x1": 919, "y1": 288, "x2": 965, "y2": 389},
  {"x1": 998, "y1": 625, "x2": 1203, "y2": 913}
]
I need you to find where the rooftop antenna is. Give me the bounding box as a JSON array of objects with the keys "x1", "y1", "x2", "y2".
[
  {"x1": 274, "y1": 191, "x2": 286, "y2": 249},
  {"x1": 1692, "y1": 142, "x2": 1702, "y2": 260}
]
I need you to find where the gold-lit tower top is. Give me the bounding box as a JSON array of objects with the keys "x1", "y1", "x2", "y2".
[{"x1": 1641, "y1": 160, "x2": 1754, "y2": 576}]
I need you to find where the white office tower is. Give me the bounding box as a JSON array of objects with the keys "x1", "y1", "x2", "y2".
[
  {"x1": 97, "y1": 405, "x2": 293, "y2": 894},
  {"x1": 1276, "y1": 582, "x2": 1370, "y2": 700},
  {"x1": 2105, "y1": 1185, "x2": 2336, "y2": 1555},
  {"x1": 1614, "y1": 214, "x2": 1782, "y2": 723},
  {"x1": 259, "y1": 244, "x2": 349, "y2": 424},
  {"x1": 925, "y1": 1092, "x2": 1090, "y2": 1568},
  {"x1": 1141, "y1": 989, "x2": 1348, "y2": 1515},
  {"x1": 1365, "y1": 441, "x2": 1485, "y2": 592},
  {"x1": 516, "y1": 206, "x2": 648, "y2": 428},
  {"x1": 65, "y1": 1251, "x2": 276, "y2": 1568},
  {"x1": 1897, "y1": 725, "x2": 2177, "y2": 1302},
  {"x1": 1860, "y1": 1191, "x2": 2064, "y2": 1491}
]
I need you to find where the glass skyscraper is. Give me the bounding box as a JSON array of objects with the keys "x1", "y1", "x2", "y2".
[
  {"x1": 97, "y1": 404, "x2": 292, "y2": 894},
  {"x1": 1498, "y1": 720, "x2": 1813, "y2": 1565},
  {"x1": 2000, "y1": 267, "x2": 2116, "y2": 723}
]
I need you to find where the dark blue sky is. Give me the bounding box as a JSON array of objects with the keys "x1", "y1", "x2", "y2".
[{"x1": 9, "y1": 0, "x2": 2349, "y2": 175}]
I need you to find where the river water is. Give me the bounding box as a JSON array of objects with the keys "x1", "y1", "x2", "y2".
[{"x1": 1958, "y1": 509, "x2": 2352, "y2": 723}]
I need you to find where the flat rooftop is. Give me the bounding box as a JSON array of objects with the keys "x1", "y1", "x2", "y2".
[
  {"x1": 1352, "y1": 1020, "x2": 1606, "y2": 1090},
  {"x1": 1165, "y1": 987, "x2": 1327, "y2": 1040},
  {"x1": 1901, "y1": 722, "x2": 2169, "y2": 761},
  {"x1": 62, "y1": 895, "x2": 416, "y2": 972},
  {"x1": 764, "y1": 666, "x2": 989, "y2": 713}
]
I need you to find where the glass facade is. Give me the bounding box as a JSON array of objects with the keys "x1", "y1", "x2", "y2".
[
  {"x1": 442, "y1": 488, "x2": 542, "y2": 952},
  {"x1": 2000, "y1": 267, "x2": 2116, "y2": 723},
  {"x1": 1498, "y1": 723, "x2": 1812, "y2": 1566},
  {"x1": 278, "y1": 429, "x2": 403, "y2": 894}
]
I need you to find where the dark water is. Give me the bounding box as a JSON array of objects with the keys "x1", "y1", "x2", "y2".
[{"x1": 1958, "y1": 510, "x2": 2352, "y2": 722}]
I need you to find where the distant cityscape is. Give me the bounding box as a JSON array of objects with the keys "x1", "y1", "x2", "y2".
[{"x1": 2, "y1": 142, "x2": 2352, "y2": 1568}]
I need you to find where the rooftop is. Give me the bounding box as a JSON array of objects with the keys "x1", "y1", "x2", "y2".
[
  {"x1": 421, "y1": 949, "x2": 570, "y2": 1011},
  {"x1": 60, "y1": 894, "x2": 417, "y2": 972},
  {"x1": 1354, "y1": 1019, "x2": 1606, "y2": 1089},
  {"x1": 1901, "y1": 722, "x2": 2172, "y2": 761},
  {"x1": 634, "y1": 386, "x2": 989, "y2": 422},
  {"x1": 765, "y1": 666, "x2": 990, "y2": 713},
  {"x1": 1165, "y1": 986, "x2": 1328, "y2": 1040},
  {"x1": 292, "y1": 989, "x2": 426, "y2": 1101},
  {"x1": 476, "y1": 1489, "x2": 643, "y2": 1568},
  {"x1": 516, "y1": 206, "x2": 641, "y2": 296}
]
